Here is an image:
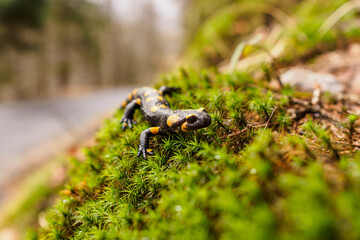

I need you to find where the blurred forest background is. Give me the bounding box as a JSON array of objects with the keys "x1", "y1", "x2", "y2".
[
  {"x1": 2, "y1": 0, "x2": 357, "y2": 101},
  {"x1": 0, "y1": 0, "x2": 183, "y2": 101},
  {"x1": 2, "y1": 0, "x2": 360, "y2": 239}
]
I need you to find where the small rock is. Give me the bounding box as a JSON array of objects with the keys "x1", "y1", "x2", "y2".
[
  {"x1": 280, "y1": 68, "x2": 344, "y2": 94},
  {"x1": 351, "y1": 72, "x2": 360, "y2": 94}
]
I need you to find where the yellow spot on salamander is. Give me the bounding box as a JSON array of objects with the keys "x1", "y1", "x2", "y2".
[
  {"x1": 158, "y1": 96, "x2": 164, "y2": 101},
  {"x1": 197, "y1": 107, "x2": 205, "y2": 112},
  {"x1": 167, "y1": 115, "x2": 180, "y2": 127},
  {"x1": 150, "y1": 127, "x2": 160, "y2": 134},
  {"x1": 186, "y1": 114, "x2": 195, "y2": 119},
  {"x1": 136, "y1": 98, "x2": 141, "y2": 105},
  {"x1": 132, "y1": 88, "x2": 138, "y2": 95},
  {"x1": 144, "y1": 92, "x2": 150, "y2": 97},
  {"x1": 158, "y1": 90, "x2": 163, "y2": 95},
  {"x1": 147, "y1": 149, "x2": 153, "y2": 153},
  {"x1": 181, "y1": 122, "x2": 190, "y2": 132},
  {"x1": 127, "y1": 93, "x2": 132, "y2": 100},
  {"x1": 175, "y1": 130, "x2": 179, "y2": 133},
  {"x1": 60, "y1": 189, "x2": 73, "y2": 196},
  {"x1": 151, "y1": 106, "x2": 158, "y2": 112},
  {"x1": 121, "y1": 101, "x2": 127, "y2": 108},
  {"x1": 146, "y1": 97, "x2": 157, "y2": 102},
  {"x1": 159, "y1": 104, "x2": 168, "y2": 108}
]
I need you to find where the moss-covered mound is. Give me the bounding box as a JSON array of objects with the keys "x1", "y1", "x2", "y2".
[
  {"x1": 35, "y1": 67, "x2": 360, "y2": 239},
  {"x1": 21, "y1": 0, "x2": 360, "y2": 238}
]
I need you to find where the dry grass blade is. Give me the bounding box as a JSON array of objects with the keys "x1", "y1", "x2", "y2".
[
  {"x1": 318, "y1": 0, "x2": 360, "y2": 38},
  {"x1": 229, "y1": 34, "x2": 264, "y2": 73}
]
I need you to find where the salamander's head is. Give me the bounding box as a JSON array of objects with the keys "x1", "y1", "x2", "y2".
[
  {"x1": 180, "y1": 108, "x2": 212, "y2": 132},
  {"x1": 166, "y1": 108, "x2": 211, "y2": 133}
]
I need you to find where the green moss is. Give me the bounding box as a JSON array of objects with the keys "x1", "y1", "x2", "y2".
[{"x1": 30, "y1": 67, "x2": 360, "y2": 240}]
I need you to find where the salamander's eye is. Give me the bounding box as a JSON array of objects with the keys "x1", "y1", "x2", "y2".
[{"x1": 186, "y1": 114, "x2": 198, "y2": 124}]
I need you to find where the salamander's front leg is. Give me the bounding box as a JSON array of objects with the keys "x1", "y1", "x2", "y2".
[
  {"x1": 158, "y1": 86, "x2": 180, "y2": 96},
  {"x1": 120, "y1": 98, "x2": 141, "y2": 130},
  {"x1": 137, "y1": 127, "x2": 161, "y2": 160}
]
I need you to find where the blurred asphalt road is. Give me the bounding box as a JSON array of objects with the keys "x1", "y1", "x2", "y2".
[{"x1": 0, "y1": 86, "x2": 134, "y2": 187}]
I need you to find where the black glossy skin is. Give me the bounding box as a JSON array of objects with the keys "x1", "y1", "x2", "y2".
[{"x1": 120, "y1": 86, "x2": 212, "y2": 159}]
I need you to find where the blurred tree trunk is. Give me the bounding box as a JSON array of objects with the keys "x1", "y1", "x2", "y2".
[
  {"x1": 58, "y1": 20, "x2": 70, "y2": 90},
  {"x1": 90, "y1": 3, "x2": 101, "y2": 87},
  {"x1": 37, "y1": 29, "x2": 47, "y2": 97}
]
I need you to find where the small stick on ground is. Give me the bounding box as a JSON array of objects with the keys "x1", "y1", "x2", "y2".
[
  {"x1": 263, "y1": 106, "x2": 278, "y2": 133},
  {"x1": 227, "y1": 128, "x2": 249, "y2": 138},
  {"x1": 290, "y1": 97, "x2": 310, "y2": 106},
  {"x1": 311, "y1": 82, "x2": 321, "y2": 106},
  {"x1": 224, "y1": 123, "x2": 268, "y2": 139},
  {"x1": 271, "y1": 60, "x2": 283, "y2": 89}
]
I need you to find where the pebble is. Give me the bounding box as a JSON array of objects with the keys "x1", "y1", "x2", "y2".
[
  {"x1": 351, "y1": 72, "x2": 360, "y2": 94},
  {"x1": 280, "y1": 68, "x2": 344, "y2": 94}
]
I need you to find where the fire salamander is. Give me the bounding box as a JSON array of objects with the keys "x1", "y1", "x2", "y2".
[{"x1": 120, "y1": 86, "x2": 212, "y2": 159}]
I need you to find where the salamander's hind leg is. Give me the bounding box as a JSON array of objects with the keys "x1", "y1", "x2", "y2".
[
  {"x1": 137, "y1": 127, "x2": 162, "y2": 160},
  {"x1": 120, "y1": 98, "x2": 141, "y2": 130},
  {"x1": 158, "y1": 86, "x2": 180, "y2": 96}
]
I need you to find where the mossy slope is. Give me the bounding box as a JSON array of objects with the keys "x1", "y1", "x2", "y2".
[{"x1": 38, "y1": 68, "x2": 360, "y2": 240}]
